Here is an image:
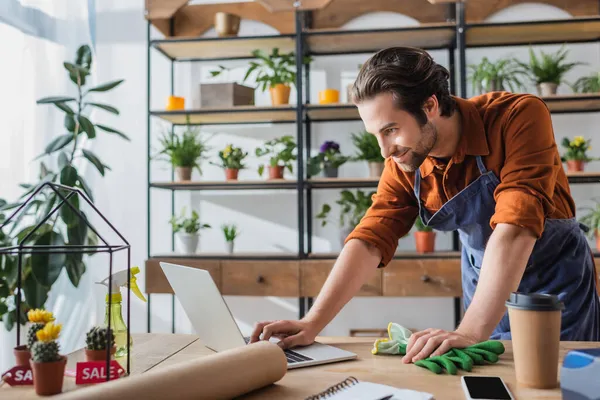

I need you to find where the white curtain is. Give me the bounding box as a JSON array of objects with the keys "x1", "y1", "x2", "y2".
[{"x1": 0, "y1": 0, "x2": 96, "y2": 371}]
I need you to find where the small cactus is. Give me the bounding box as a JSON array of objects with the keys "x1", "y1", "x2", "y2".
[
  {"x1": 27, "y1": 324, "x2": 45, "y2": 349},
  {"x1": 85, "y1": 326, "x2": 115, "y2": 351},
  {"x1": 26, "y1": 309, "x2": 55, "y2": 349},
  {"x1": 31, "y1": 322, "x2": 62, "y2": 363}
]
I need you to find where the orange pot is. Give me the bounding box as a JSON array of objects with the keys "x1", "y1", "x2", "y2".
[
  {"x1": 318, "y1": 89, "x2": 340, "y2": 104},
  {"x1": 596, "y1": 231, "x2": 600, "y2": 251},
  {"x1": 176, "y1": 167, "x2": 192, "y2": 181},
  {"x1": 269, "y1": 84, "x2": 291, "y2": 105},
  {"x1": 14, "y1": 345, "x2": 31, "y2": 367},
  {"x1": 85, "y1": 346, "x2": 116, "y2": 362},
  {"x1": 268, "y1": 166, "x2": 285, "y2": 180},
  {"x1": 225, "y1": 168, "x2": 239, "y2": 181},
  {"x1": 567, "y1": 160, "x2": 585, "y2": 172},
  {"x1": 415, "y1": 231, "x2": 436, "y2": 254},
  {"x1": 31, "y1": 356, "x2": 67, "y2": 396},
  {"x1": 166, "y1": 96, "x2": 185, "y2": 111}
]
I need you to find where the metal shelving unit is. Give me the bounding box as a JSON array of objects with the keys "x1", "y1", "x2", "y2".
[{"x1": 146, "y1": 2, "x2": 600, "y2": 333}]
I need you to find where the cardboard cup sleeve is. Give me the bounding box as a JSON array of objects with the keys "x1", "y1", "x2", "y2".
[{"x1": 57, "y1": 341, "x2": 287, "y2": 400}]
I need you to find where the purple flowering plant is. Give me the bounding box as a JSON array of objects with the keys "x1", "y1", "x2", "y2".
[{"x1": 307, "y1": 140, "x2": 349, "y2": 176}]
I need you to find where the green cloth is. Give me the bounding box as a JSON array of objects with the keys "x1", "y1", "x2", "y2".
[{"x1": 372, "y1": 323, "x2": 505, "y2": 375}]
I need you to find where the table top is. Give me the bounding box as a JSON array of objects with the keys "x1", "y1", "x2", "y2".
[{"x1": 2, "y1": 334, "x2": 599, "y2": 399}]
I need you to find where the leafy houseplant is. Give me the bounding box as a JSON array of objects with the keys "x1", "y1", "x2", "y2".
[
  {"x1": 579, "y1": 198, "x2": 600, "y2": 250},
  {"x1": 0, "y1": 45, "x2": 126, "y2": 331},
  {"x1": 30, "y1": 322, "x2": 66, "y2": 396},
  {"x1": 222, "y1": 224, "x2": 239, "y2": 254},
  {"x1": 307, "y1": 141, "x2": 350, "y2": 178},
  {"x1": 414, "y1": 215, "x2": 435, "y2": 254},
  {"x1": 316, "y1": 189, "x2": 375, "y2": 249},
  {"x1": 169, "y1": 208, "x2": 211, "y2": 254},
  {"x1": 85, "y1": 325, "x2": 116, "y2": 362},
  {"x1": 211, "y1": 144, "x2": 248, "y2": 181},
  {"x1": 157, "y1": 117, "x2": 210, "y2": 181},
  {"x1": 517, "y1": 46, "x2": 585, "y2": 96},
  {"x1": 468, "y1": 56, "x2": 528, "y2": 95},
  {"x1": 561, "y1": 136, "x2": 593, "y2": 172},
  {"x1": 255, "y1": 135, "x2": 297, "y2": 180},
  {"x1": 570, "y1": 71, "x2": 600, "y2": 94},
  {"x1": 351, "y1": 130, "x2": 385, "y2": 178},
  {"x1": 211, "y1": 48, "x2": 311, "y2": 106}
]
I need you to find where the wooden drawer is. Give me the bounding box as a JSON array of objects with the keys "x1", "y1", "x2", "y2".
[
  {"x1": 144, "y1": 258, "x2": 221, "y2": 294},
  {"x1": 300, "y1": 260, "x2": 382, "y2": 296},
  {"x1": 383, "y1": 259, "x2": 461, "y2": 297},
  {"x1": 221, "y1": 260, "x2": 299, "y2": 296}
]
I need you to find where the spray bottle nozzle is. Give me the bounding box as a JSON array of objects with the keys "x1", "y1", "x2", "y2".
[{"x1": 96, "y1": 266, "x2": 147, "y2": 303}]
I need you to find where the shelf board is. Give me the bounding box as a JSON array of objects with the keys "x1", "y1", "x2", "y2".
[
  {"x1": 306, "y1": 103, "x2": 359, "y2": 121},
  {"x1": 308, "y1": 251, "x2": 461, "y2": 260},
  {"x1": 151, "y1": 253, "x2": 300, "y2": 260},
  {"x1": 566, "y1": 171, "x2": 600, "y2": 183},
  {"x1": 541, "y1": 94, "x2": 600, "y2": 114},
  {"x1": 307, "y1": 177, "x2": 379, "y2": 189},
  {"x1": 305, "y1": 23, "x2": 456, "y2": 55},
  {"x1": 466, "y1": 17, "x2": 600, "y2": 47},
  {"x1": 150, "y1": 180, "x2": 298, "y2": 190},
  {"x1": 151, "y1": 34, "x2": 296, "y2": 61},
  {"x1": 150, "y1": 106, "x2": 297, "y2": 125}
]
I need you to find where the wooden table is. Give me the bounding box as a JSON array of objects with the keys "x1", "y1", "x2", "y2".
[{"x1": 2, "y1": 334, "x2": 599, "y2": 399}]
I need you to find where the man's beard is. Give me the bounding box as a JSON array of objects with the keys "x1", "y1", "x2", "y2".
[{"x1": 395, "y1": 122, "x2": 437, "y2": 172}]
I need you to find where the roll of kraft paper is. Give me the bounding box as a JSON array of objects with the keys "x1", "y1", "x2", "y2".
[{"x1": 57, "y1": 341, "x2": 287, "y2": 400}]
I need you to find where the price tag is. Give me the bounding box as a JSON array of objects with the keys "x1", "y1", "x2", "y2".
[
  {"x1": 75, "y1": 360, "x2": 124, "y2": 385},
  {"x1": 1, "y1": 366, "x2": 34, "y2": 386}
]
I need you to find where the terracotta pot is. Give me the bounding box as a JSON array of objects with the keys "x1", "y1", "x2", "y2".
[
  {"x1": 225, "y1": 168, "x2": 239, "y2": 181},
  {"x1": 268, "y1": 165, "x2": 285, "y2": 180},
  {"x1": 31, "y1": 356, "x2": 67, "y2": 396},
  {"x1": 269, "y1": 84, "x2": 291, "y2": 105},
  {"x1": 368, "y1": 162, "x2": 385, "y2": 178},
  {"x1": 415, "y1": 231, "x2": 436, "y2": 254},
  {"x1": 566, "y1": 160, "x2": 585, "y2": 172},
  {"x1": 538, "y1": 82, "x2": 558, "y2": 97},
  {"x1": 14, "y1": 345, "x2": 31, "y2": 367},
  {"x1": 596, "y1": 231, "x2": 600, "y2": 251},
  {"x1": 215, "y1": 12, "x2": 240, "y2": 37},
  {"x1": 176, "y1": 166, "x2": 192, "y2": 181},
  {"x1": 85, "y1": 346, "x2": 116, "y2": 362}
]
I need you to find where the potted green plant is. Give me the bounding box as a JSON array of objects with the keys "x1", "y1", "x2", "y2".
[
  {"x1": 157, "y1": 117, "x2": 210, "y2": 181},
  {"x1": 211, "y1": 48, "x2": 311, "y2": 106},
  {"x1": 169, "y1": 208, "x2": 211, "y2": 254},
  {"x1": 579, "y1": 198, "x2": 600, "y2": 250},
  {"x1": 222, "y1": 224, "x2": 239, "y2": 254},
  {"x1": 516, "y1": 46, "x2": 585, "y2": 96},
  {"x1": 307, "y1": 141, "x2": 350, "y2": 178},
  {"x1": 13, "y1": 309, "x2": 55, "y2": 367},
  {"x1": 316, "y1": 189, "x2": 375, "y2": 249},
  {"x1": 569, "y1": 71, "x2": 600, "y2": 94},
  {"x1": 351, "y1": 130, "x2": 385, "y2": 178},
  {"x1": 255, "y1": 135, "x2": 297, "y2": 180},
  {"x1": 468, "y1": 56, "x2": 528, "y2": 95},
  {"x1": 85, "y1": 326, "x2": 116, "y2": 362},
  {"x1": 560, "y1": 136, "x2": 593, "y2": 172},
  {"x1": 211, "y1": 144, "x2": 248, "y2": 181},
  {"x1": 30, "y1": 322, "x2": 66, "y2": 396},
  {"x1": 414, "y1": 215, "x2": 435, "y2": 254}
]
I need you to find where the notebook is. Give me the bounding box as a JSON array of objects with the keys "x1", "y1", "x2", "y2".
[{"x1": 305, "y1": 376, "x2": 434, "y2": 400}]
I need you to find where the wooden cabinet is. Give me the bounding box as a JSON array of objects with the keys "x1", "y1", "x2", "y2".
[
  {"x1": 144, "y1": 258, "x2": 221, "y2": 294},
  {"x1": 300, "y1": 260, "x2": 382, "y2": 296},
  {"x1": 383, "y1": 259, "x2": 462, "y2": 297},
  {"x1": 221, "y1": 260, "x2": 300, "y2": 296}
]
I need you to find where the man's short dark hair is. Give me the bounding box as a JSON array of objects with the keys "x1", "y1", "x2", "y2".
[{"x1": 351, "y1": 47, "x2": 455, "y2": 125}]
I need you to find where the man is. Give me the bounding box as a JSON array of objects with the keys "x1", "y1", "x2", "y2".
[{"x1": 250, "y1": 47, "x2": 600, "y2": 364}]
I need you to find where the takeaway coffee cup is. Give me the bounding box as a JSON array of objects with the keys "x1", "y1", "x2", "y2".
[{"x1": 506, "y1": 292, "x2": 564, "y2": 389}]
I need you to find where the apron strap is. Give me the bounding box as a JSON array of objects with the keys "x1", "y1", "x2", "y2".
[
  {"x1": 414, "y1": 168, "x2": 422, "y2": 201},
  {"x1": 475, "y1": 155, "x2": 488, "y2": 175}
]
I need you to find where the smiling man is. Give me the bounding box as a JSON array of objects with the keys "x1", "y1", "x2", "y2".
[{"x1": 250, "y1": 47, "x2": 600, "y2": 362}]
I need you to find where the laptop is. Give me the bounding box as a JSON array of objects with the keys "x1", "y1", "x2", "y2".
[{"x1": 159, "y1": 262, "x2": 357, "y2": 369}]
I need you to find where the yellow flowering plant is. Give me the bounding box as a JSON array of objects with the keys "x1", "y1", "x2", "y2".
[
  {"x1": 36, "y1": 322, "x2": 62, "y2": 342},
  {"x1": 561, "y1": 136, "x2": 593, "y2": 162},
  {"x1": 211, "y1": 144, "x2": 248, "y2": 170},
  {"x1": 27, "y1": 309, "x2": 55, "y2": 324}
]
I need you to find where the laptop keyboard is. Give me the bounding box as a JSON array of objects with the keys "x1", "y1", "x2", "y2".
[{"x1": 244, "y1": 337, "x2": 314, "y2": 364}]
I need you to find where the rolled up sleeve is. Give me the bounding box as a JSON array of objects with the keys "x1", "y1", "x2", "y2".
[
  {"x1": 344, "y1": 158, "x2": 419, "y2": 266},
  {"x1": 490, "y1": 96, "x2": 560, "y2": 237}
]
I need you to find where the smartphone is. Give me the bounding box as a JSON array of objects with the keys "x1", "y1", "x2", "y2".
[{"x1": 461, "y1": 376, "x2": 514, "y2": 400}]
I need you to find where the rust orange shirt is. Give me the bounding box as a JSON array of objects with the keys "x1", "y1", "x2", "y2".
[{"x1": 346, "y1": 92, "x2": 576, "y2": 266}]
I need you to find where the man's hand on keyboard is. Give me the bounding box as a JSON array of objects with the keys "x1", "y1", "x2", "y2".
[{"x1": 250, "y1": 319, "x2": 318, "y2": 349}]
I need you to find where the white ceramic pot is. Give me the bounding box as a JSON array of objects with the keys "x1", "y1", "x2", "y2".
[
  {"x1": 226, "y1": 241, "x2": 234, "y2": 254},
  {"x1": 176, "y1": 233, "x2": 199, "y2": 254},
  {"x1": 538, "y1": 82, "x2": 558, "y2": 97}
]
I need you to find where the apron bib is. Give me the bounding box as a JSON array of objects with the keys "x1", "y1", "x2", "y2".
[{"x1": 414, "y1": 155, "x2": 600, "y2": 340}]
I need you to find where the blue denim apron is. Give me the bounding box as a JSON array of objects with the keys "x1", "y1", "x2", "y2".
[{"x1": 414, "y1": 155, "x2": 600, "y2": 340}]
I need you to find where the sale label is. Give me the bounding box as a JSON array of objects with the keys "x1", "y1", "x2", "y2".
[
  {"x1": 1, "y1": 366, "x2": 34, "y2": 386},
  {"x1": 75, "y1": 360, "x2": 125, "y2": 385}
]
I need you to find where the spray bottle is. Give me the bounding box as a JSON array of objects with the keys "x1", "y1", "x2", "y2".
[{"x1": 96, "y1": 266, "x2": 147, "y2": 358}]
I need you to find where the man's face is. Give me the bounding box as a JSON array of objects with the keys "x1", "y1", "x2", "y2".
[{"x1": 357, "y1": 92, "x2": 438, "y2": 172}]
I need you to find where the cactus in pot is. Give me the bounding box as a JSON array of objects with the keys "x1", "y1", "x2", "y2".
[
  {"x1": 85, "y1": 326, "x2": 116, "y2": 361},
  {"x1": 14, "y1": 309, "x2": 55, "y2": 367},
  {"x1": 30, "y1": 322, "x2": 67, "y2": 396}
]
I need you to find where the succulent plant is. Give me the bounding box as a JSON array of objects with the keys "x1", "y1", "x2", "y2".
[
  {"x1": 86, "y1": 326, "x2": 115, "y2": 351},
  {"x1": 27, "y1": 323, "x2": 45, "y2": 349},
  {"x1": 31, "y1": 322, "x2": 62, "y2": 363},
  {"x1": 26, "y1": 309, "x2": 55, "y2": 349}
]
